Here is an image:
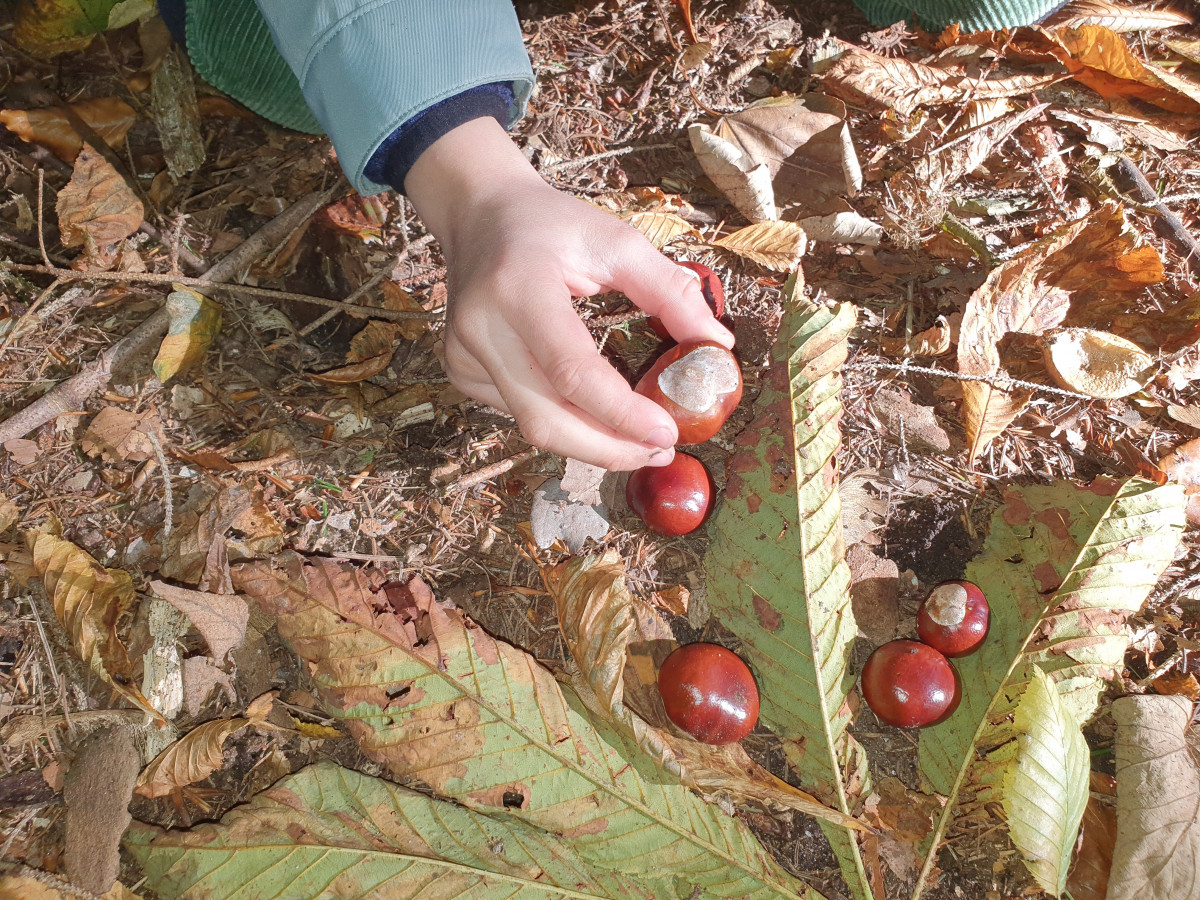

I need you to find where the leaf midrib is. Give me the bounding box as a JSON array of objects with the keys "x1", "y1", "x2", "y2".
[
  {"x1": 301, "y1": 585, "x2": 795, "y2": 897},
  {"x1": 911, "y1": 485, "x2": 1154, "y2": 900}
]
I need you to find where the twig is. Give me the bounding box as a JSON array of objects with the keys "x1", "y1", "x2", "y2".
[
  {"x1": 36, "y1": 170, "x2": 50, "y2": 268},
  {"x1": 146, "y1": 428, "x2": 173, "y2": 544},
  {"x1": 298, "y1": 233, "x2": 436, "y2": 337},
  {"x1": 447, "y1": 448, "x2": 540, "y2": 493},
  {"x1": 542, "y1": 142, "x2": 676, "y2": 175},
  {"x1": 1117, "y1": 156, "x2": 1200, "y2": 263},
  {"x1": 848, "y1": 359, "x2": 1097, "y2": 401},
  {"x1": 586, "y1": 307, "x2": 647, "y2": 329},
  {"x1": 0, "y1": 188, "x2": 337, "y2": 446},
  {"x1": 5, "y1": 262, "x2": 435, "y2": 323}
]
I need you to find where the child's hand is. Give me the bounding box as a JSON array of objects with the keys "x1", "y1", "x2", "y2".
[{"x1": 406, "y1": 118, "x2": 734, "y2": 471}]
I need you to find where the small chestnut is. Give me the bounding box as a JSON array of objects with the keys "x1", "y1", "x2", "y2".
[
  {"x1": 626, "y1": 452, "x2": 714, "y2": 536},
  {"x1": 860, "y1": 640, "x2": 959, "y2": 729},
  {"x1": 648, "y1": 261, "x2": 726, "y2": 340},
  {"x1": 658, "y1": 642, "x2": 759, "y2": 744},
  {"x1": 635, "y1": 340, "x2": 743, "y2": 444},
  {"x1": 917, "y1": 580, "x2": 990, "y2": 658}
]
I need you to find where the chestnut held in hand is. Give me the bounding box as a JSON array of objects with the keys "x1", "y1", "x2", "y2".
[
  {"x1": 635, "y1": 340, "x2": 743, "y2": 444},
  {"x1": 626, "y1": 452, "x2": 714, "y2": 535},
  {"x1": 649, "y1": 261, "x2": 726, "y2": 340},
  {"x1": 917, "y1": 580, "x2": 990, "y2": 658},
  {"x1": 658, "y1": 642, "x2": 759, "y2": 745},
  {"x1": 860, "y1": 640, "x2": 959, "y2": 729}
]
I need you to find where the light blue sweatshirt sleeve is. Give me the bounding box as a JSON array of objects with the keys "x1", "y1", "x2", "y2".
[{"x1": 253, "y1": 1, "x2": 536, "y2": 195}]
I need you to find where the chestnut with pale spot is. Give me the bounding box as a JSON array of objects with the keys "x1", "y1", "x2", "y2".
[
  {"x1": 658, "y1": 643, "x2": 759, "y2": 745},
  {"x1": 917, "y1": 580, "x2": 990, "y2": 658},
  {"x1": 635, "y1": 340, "x2": 743, "y2": 444}
]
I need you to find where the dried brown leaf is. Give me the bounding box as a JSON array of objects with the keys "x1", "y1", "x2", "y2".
[
  {"x1": 713, "y1": 221, "x2": 806, "y2": 271},
  {"x1": 182, "y1": 656, "x2": 236, "y2": 717},
  {"x1": 1108, "y1": 694, "x2": 1200, "y2": 900},
  {"x1": 880, "y1": 314, "x2": 955, "y2": 357},
  {"x1": 898, "y1": 103, "x2": 1047, "y2": 196},
  {"x1": 81, "y1": 407, "x2": 156, "y2": 463},
  {"x1": 822, "y1": 44, "x2": 1058, "y2": 117},
  {"x1": 134, "y1": 693, "x2": 274, "y2": 798},
  {"x1": 25, "y1": 524, "x2": 161, "y2": 720},
  {"x1": 688, "y1": 124, "x2": 776, "y2": 222},
  {"x1": 1049, "y1": 0, "x2": 1194, "y2": 32},
  {"x1": 308, "y1": 353, "x2": 392, "y2": 384},
  {"x1": 1159, "y1": 436, "x2": 1200, "y2": 494},
  {"x1": 148, "y1": 580, "x2": 249, "y2": 664},
  {"x1": 0, "y1": 96, "x2": 136, "y2": 162},
  {"x1": 619, "y1": 210, "x2": 700, "y2": 249},
  {"x1": 0, "y1": 493, "x2": 21, "y2": 533},
  {"x1": 560, "y1": 458, "x2": 607, "y2": 506},
  {"x1": 379, "y1": 281, "x2": 428, "y2": 341},
  {"x1": 1047, "y1": 25, "x2": 1200, "y2": 113},
  {"x1": 958, "y1": 214, "x2": 1121, "y2": 458},
  {"x1": 1042, "y1": 327, "x2": 1153, "y2": 398},
  {"x1": 711, "y1": 94, "x2": 860, "y2": 211},
  {"x1": 55, "y1": 144, "x2": 142, "y2": 264},
  {"x1": 870, "y1": 387, "x2": 950, "y2": 452}
]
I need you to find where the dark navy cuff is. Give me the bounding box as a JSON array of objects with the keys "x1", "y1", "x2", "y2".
[{"x1": 364, "y1": 82, "x2": 517, "y2": 195}]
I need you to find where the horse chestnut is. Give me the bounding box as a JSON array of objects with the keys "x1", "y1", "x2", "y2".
[
  {"x1": 626, "y1": 452, "x2": 714, "y2": 535},
  {"x1": 860, "y1": 640, "x2": 959, "y2": 728},
  {"x1": 635, "y1": 340, "x2": 742, "y2": 444},
  {"x1": 658, "y1": 643, "x2": 759, "y2": 744},
  {"x1": 917, "y1": 580, "x2": 990, "y2": 657},
  {"x1": 648, "y1": 261, "x2": 726, "y2": 340}
]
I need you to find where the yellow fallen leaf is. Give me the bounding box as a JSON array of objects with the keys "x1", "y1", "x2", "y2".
[
  {"x1": 25, "y1": 523, "x2": 162, "y2": 721},
  {"x1": 153, "y1": 285, "x2": 222, "y2": 383},
  {"x1": 620, "y1": 210, "x2": 699, "y2": 249},
  {"x1": 713, "y1": 221, "x2": 807, "y2": 271}
]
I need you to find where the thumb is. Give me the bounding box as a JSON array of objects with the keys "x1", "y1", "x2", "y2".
[{"x1": 604, "y1": 231, "x2": 735, "y2": 348}]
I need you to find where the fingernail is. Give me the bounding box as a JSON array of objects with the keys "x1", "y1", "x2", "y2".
[
  {"x1": 647, "y1": 446, "x2": 675, "y2": 465},
  {"x1": 646, "y1": 426, "x2": 675, "y2": 449}
]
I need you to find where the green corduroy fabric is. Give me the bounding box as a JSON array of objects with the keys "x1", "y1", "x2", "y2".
[
  {"x1": 176, "y1": 0, "x2": 1062, "y2": 137},
  {"x1": 852, "y1": 0, "x2": 1066, "y2": 31},
  {"x1": 184, "y1": 0, "x2": 321, "y2": 134}
]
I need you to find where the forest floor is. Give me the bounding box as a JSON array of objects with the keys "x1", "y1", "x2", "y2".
[{"x1": 1, "y1": 2, "x2": 1199, "y2": 899}]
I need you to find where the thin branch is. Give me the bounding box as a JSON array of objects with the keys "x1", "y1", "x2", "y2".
[
  {"x1": 847, "y1": 359, "x2": 1097, "y2": 401},
  {"x1": 36, "y1": 170, "x2": 50, "y2": 268},
  {"x1": 1117, "y1": 156, "x2": 1200, "y2": 263},
  {"x1": 5, "y1": 259, "x2": 436, "y2": 323},
  {"x1": 447, "y1": 448, "x2": 540, "y2": 493},
  {"x1": 541, "y1": 142, "x2": 676, "y2": 175},
  {"x1": 0, "y1": 188, "x2": 338, "y2": 446}
]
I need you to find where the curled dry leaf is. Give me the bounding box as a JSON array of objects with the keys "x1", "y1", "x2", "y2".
[
  {"x1": 0, "y1": 96, "x2": 136, "y2": 162},
  {"x1": 153, "y1": 286, "x2": 222, "y2": 384},
  {"x1": 688, "y1": 123, "x2": 776, "y2": 222},
  {"x1": 0, "y1": 493, "x2": 19, "y2": 533},
  {"x1": 822, "y1": 44, "x2": 1058, "y2": 118},
  {"x1": 1047, "y1": 26, "x2": 1200, "y2": 113},
  {"x1": 1047, "y1": 0, "x2": 1194, "y2": 32},
  {"x1": 879, "y1": 314, "x2": 954, "y2": 357},
  {"x1": 81, "y1": 406, "x2": 156, "y2": 463},
  {"x1": 1043, "y1": 328, "x2": 1153, "y2": 399},
  {"x1": 706, "y1": 94, "x2": 861, "y2": 213},
  {"x1": 25, "y1": 524, "x2": 162, "y2": 721},
  {"x1": 796, "y1": 211, "x2": 881, "y2": 247},
  {"x1": 55, "y1": 144, "x2": 143, "y2": 262},
  {"x1": 134, "y1": 692, "x2": 275, "y2": 798},
  {"x1": 713, "y1": 221, "x2": 807, "y2": 271},
  {"x1": 1066, "y1": 796, "x2": 1118, "y2": 900},
  {"x1": 1107, "y1": 694, "x2": 1200, "y2": 900},
  {"x1": 544, "y1": 550, "x2": 863, "y2": 833}
]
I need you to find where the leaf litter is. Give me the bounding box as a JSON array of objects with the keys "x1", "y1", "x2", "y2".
[{"x1": 3, "y1": 3, "x2": 1200, "y2": 900}]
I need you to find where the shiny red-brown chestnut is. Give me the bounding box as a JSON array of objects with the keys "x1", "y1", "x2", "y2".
[
  {"x1": 860, "y1": 640, "x2": 959, "y2": 729},
  {"x1": 635, "y1": 340, "x2": 742, "y2": 444},
  {"x1": 658, "y1": 643, "x2": 759, "y2": 744},
  {"x1": 648, "y1": 261, "x2": 726, "y2": 340},
  {"x1": 626, "y1": 452, "x2": 714, "y2": 536},
  {"x1": 917, "y1": 580, "x2": 990, "y2": 658}
]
